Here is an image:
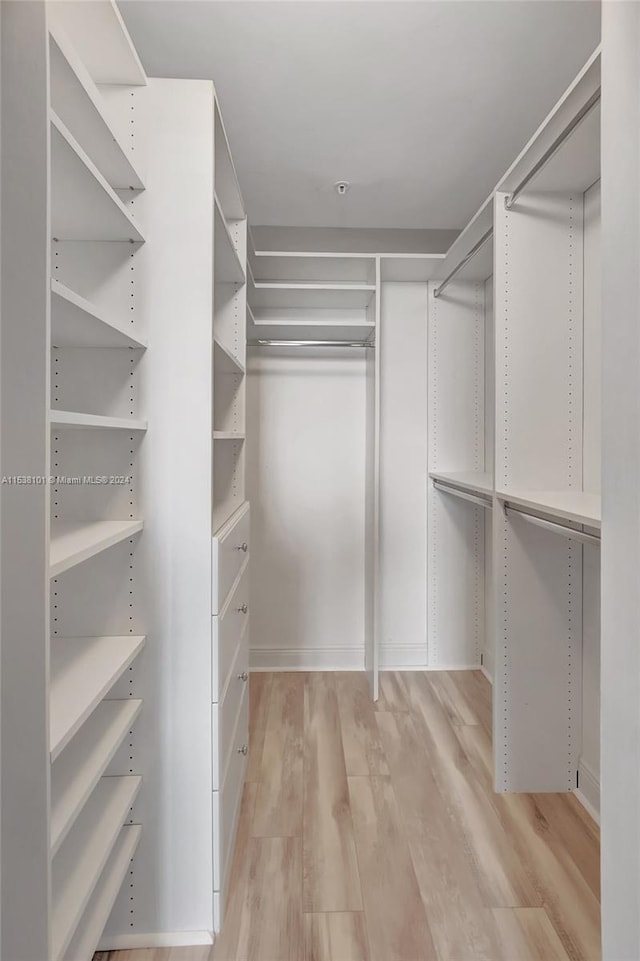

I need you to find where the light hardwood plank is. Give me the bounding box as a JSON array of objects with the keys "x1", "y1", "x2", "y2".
[
  {"x1": 374, "y1": 671, "x2": 410, "y2": 713},
  {"x1": 252, "y1": 672, "x2": 303, "y2": 837},
  {"x1": 303, "y1": 673, "x2": 363, "y2": 912},
  {"x1": 428, "y1": 670, "x2": 479, "y2": 728},
  {"x1": 492, "y1": 907, "x2": 572, "y2": 961},
  {"x1": 304, "y1": 912, "x2": 370, "y2": 961},
  {"x1": 246, "y1": 672, "x2": 273, "y2": 782},
  {"x1": 348, "y1": 774, "x2": 437, "y2": 961},
  {"x1": 214, "y1": 837, "x2": 304, "y2": 961},
  {"x1": 334, "y1": 672, "x2": 388, "y2": 776},
  {"x1": 530, "y1": 793, "x2": 600, "y2": 901},
  {"x1": 403, "y1": 672, "x2": 540, "y2": 908},
  {"x1": 377, "y1": 709, "x2": 503, "y2": 961},
  {"x1": 448, "y1": 670, "x2": 493, "y2": 736},
  {"x1": 497, "y1": 793, "x2": 601, "y2": 961}
]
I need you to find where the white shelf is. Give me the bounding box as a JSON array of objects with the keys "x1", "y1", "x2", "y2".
[
  {"x1": 47, "y1": 0, "x2": 147, "y2": 87},
  {"x1": 50, "y1": 111, "x2": 144, "y2": 242},
  {"x1": 51, "y1": 698, "x2": 142, "y2": 855},
  {"x1": 250, "y1": 282, "x2": 375, "y2": 310},
  {"x1": 52, "y1": 775, "x2": 142, "y2": 961},
  {"x1": 49, "y1": 27, "x2": 144, "y2": 190},
  {"x1": 215, "y1": 197, "x2": 246, "y2": 284},
  {"x1": 250, "y1": 252, "x2": 376, "y2": 285},
  {"x1": 248, "y1": 315, "x2": 375, "y2": 344},
  {"x1": 50, "y1": 635, "x2": 146, "y2": 761},
  {"x1": 51, "y1": 279, "x2": 147, "y2": 349},
  {"x1": 214, "y1": 432, "x2": 245, "y2": 441},
  {"x1": 214, "y1": 103, "x2": 244, "y2": 222},
  {"x1": 50, "y1": 520, "x2": 144, "y2": 578},
  {"x1": 496, "y1": 489, "x2": 601, "y2": 529},
  {"x1": 214, "y1": 337, "x2": 245, "y2": 375},
  {"x1": 50, "y1": 410, "x2": 148, "y2": 431},
  {"x1": 380, "y1": 254, "x2": 445, "y2": 282},
  {"x1": 61, "y1": 824, "x2": 141, "y2": 961},
  {"x1": 429, "y1": 470, "x2": 494, "y2": 497}
]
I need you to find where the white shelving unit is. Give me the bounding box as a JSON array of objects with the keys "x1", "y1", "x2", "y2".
[
  {"x1": 426, "y1": 217, "x2": 493, "y2": 672},
  {"x1": 248, "y1": 247, "x2": 377, "y2": 345},
  {"x1": 491, "y1": 49, "x2": 601, "y2": 800}
]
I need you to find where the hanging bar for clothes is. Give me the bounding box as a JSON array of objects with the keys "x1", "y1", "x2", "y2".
[
  {"x1": 504, "y1": 89, "x2": 601, "y2": 209},
  {"x1": 433, "y1": 480, "x2": 492, "y2": 510},
  {"x1": 433, "y1": 228, "x2": 493, "y2": 299},
  {"x1": 504, "y1": 504, "x2": 601, "y2": 547},
  {"x1": 247, "y1": 340, "x2": 374, "y2": 348}
]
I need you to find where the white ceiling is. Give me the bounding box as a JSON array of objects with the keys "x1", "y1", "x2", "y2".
[{"x1": 119, "y1": 0, "x2": 600, "y2": 230}]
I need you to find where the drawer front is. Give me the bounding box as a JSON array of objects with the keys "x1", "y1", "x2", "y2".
[
  {"x1": 212, "y1": 560, "x2": 250, "y2": 701},
  {"x1": 213, "y1": 681, "x2": 249, "y2": 894},
  {"x1": 212, "y1": 502, "x2": 250, "y2": 615},
  {"x1": 212, "y1": 633, "x2": 249, "y2": 791}
]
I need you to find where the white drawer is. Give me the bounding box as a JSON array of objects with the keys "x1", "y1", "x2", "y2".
[
  {"x1": 212, "y1": 502, "x2": 250, "y2": 615},
  {"x1": 212, "y1": 559, "x2": 250, "y2": 701},
  {"x1": 213, "y1": 681, "x2": 249, "y2": 895},
  {"x1": 212, "y1": 635, "x2": 249, "y2": 791}
]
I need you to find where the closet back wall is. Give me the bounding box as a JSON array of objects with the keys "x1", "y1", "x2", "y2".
[{"x1": 247, "y1": 349, "x2": 366, "y2": 670}]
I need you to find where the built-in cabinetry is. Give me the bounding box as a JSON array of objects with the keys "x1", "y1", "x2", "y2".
[{"x1": 1, "y1": 2, "x2": 248, "y2": 955}]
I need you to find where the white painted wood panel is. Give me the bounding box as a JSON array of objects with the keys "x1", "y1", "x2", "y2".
[
  {"x1": 247, "y1": 348, "x2": 366, "y2": 669},
  {"x1": 379, "y1": 282, "x2": 427, "y2": 669}
]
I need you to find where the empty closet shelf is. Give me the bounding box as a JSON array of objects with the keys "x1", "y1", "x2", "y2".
[
  {"x1": 51, "y1": 775, "x2": 141, "y2": 961},
  {"x1": 60, "y1": 824, "x2": 141, "y2": 961},
  {"x1": 50, "y1": 520, "x2": 144, "y2": 577},
  {"x1": 50, "y1": 634, "x2": 146, "y2": 760},
  {"x1": 250, "y1": 282, "x2": 375, "y2": 310},
  {"x1": 215, "y1": 198, "x2": 246, "y2": 284},
  {"x1": 51, "y1": 698, "x2": 143, "y2": 856},
  {"x1": 49, "y1": 27, "x2": 145, "y2": 190},
  {"x1": 214, "y1": 337, "x2": 245, "y2": 374},
  {"x1": 50, "y1": 410, "x2": 147, "y2": 431},
  {"x1": 429, "y1": 470, "x2": 494, "y2": 497},
  {"x1": 50, "y1": 111, "x2": 144, "y2": 242},
  {"x1": 51, "y1": 280, "x2": 147, "y2": 349},
  {"x1": 214, "y1": 432, "x2": 245, "y2": 441},
  {"x1": 496, "y1": 489, "x2": 601, "y2": 528}
]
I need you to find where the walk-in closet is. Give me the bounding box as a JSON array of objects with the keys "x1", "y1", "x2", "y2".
[{"x1": 2, "y1": 1, "x2": 640, "y2": 959}]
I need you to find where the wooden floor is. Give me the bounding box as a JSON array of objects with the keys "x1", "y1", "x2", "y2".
[{"x1": 100, "y1": 670, "x2": 600, "y2": 961}]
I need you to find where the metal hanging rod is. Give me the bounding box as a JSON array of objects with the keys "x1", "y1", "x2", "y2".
[
  {"x1": 504, "y1": 504, "x2": 600, "y2": 547},
  {"x1": 433, "y1": 480, "x2": 492, "y2": 510},
  {"x1": 504, "y1": 89, "x2": 601, "y2": 210},
  {"x1": 248, "y1": 340, "x2": 374, "y2": 348},
  {"x1": 433, "y1": 228, "x2": 493, "y2": 299}
]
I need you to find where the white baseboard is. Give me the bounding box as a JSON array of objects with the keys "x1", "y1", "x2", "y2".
[
  {"x1": 250, "y1": 647, "x2": 364, "y2": 671},
  {"x1": 379, "y1": 645, "x2": 427, "y2": 670},
  {"x1": 99, "y1": 931, "x2": 214, "y2": 951},
  {"x1": 575, "y1": 758, "x2": 600, "y2": 824}
]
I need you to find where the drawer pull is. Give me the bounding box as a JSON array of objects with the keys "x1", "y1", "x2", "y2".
[
  {"x1": 236, "y1": 543, "x2": 248, "y2": 553},
  {"x1": 237, "y1": 744, "x2": 248, "y2": 756},
  {"x1": 237, "y1": 603, "x2": 248, "y2": 614},
  {"x1": 237, "y1": 671, "x2": 249, "y2": 682}
]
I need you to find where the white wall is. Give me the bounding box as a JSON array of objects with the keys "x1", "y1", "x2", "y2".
[
  {"x1": 247, "y1": 348, "x2": 366, "y2": 670},
  {"x1": 378, "y1": 283, "x2": 428, "y2": 669}
]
